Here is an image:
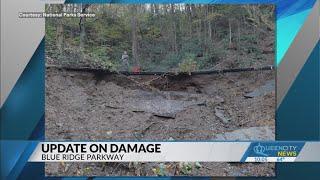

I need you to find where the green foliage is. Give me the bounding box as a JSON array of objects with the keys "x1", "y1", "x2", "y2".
[
  {"x1": 82, "y1": 167, "x2": 92, "y2": 175},
  {"x1": 180, "y1": 163, "x2": 193, "y2": 175},
  {"x1": 178, "y1": 54, "x2": 198, "y2": 73},
  {"x1": 162, "y1": 53, "x2": 181, "y2": 69},
  {"x1": 152, "y1": 163, "x2": 167, "y2": 176},
  {"x1": 90, "y1": 54, "x2": 119, "y2": 72}
]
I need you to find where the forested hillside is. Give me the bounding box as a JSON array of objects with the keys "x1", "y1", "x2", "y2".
[{"x1": 46, "y1": 4, "x2": 274, "y2": 71}]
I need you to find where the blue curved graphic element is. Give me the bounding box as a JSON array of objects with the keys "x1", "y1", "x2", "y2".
[
  {"x1": 277, "y1": 41, "x2": 320, "y2": 140},
  {"x1": 0, "y1": 40, "x2": 44, "y2": 140},
  {"x1": 277, "y1": 9, "x2": 311, "y2": 65},
  {"x1": 0, "y1": 141, "x2": 29, "y2": 179}
]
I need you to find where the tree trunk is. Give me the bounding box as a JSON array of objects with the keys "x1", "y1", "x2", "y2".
[
  {"x1": 56, "y1": 4, "x2": 64, "y2": 55},
  {"x1": 197, "y1": 6, "x2": 202, "y2": 44},
  {"x1": 154, "y1": 4, "x2": 159, "y2": 14},
  {"x1": 131, "y1": 5, "x2": 139, "y2": 65},
  {"x1": 151, "y1": 4, "x2": 155, "y2": 15},
  {"x1": 208, "y1": 20, "x2": 212, "y2": 40},
  {"x1": 207, "y1": 6, "x2": 212, "y2": 41},
  {"x1": 228, "y1": 18, "x2": 232, "y2": 46},
  {"x1": 170, "y1": 4, "x2": 177, "y2": 52},
  {"x1": 237, "y1": 20, "x2": 241, "y2": 51},
  {"x1": 198, "y1": 21, "x2": 202, "y2": 45},
  {"x1": 79, "y1": 23, "x2": 85, "y2": 50},
  {"x1": 79, "y1": 4, "x2": 90, "y2": 50},
  {"x1": 186, "y1": 4, "x2": 192, "y2": 37}
]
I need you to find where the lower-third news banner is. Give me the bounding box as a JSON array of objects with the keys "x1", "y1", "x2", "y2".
[{"x1": 28, "y1": 142, "x2": 320, "y2": 163}]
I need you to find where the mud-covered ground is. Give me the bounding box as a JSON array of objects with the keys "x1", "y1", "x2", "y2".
[{"x1": 45, "y1": 68, "x2": 275, "y2": 176}]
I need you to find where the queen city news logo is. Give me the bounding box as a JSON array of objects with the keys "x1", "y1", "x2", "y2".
[{"x1": 247, "y1": 142, "x2": 304, "y2": 162}]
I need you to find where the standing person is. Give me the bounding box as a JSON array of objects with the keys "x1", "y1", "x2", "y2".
[{"x1": 121, "y1": 51, "x2": 129, "y2": 71}]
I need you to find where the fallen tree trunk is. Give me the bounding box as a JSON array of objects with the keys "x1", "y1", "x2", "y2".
[{"x1": 46, "y1": 65, "x2": 274, "y2": 76}]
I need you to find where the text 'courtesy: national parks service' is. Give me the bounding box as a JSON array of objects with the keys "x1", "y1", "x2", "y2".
[{"x1": 41, "y1": 143, "x2": 162, "y2": 161}]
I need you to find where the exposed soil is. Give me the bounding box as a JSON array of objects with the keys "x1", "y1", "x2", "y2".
[{"x1": 45, "y1": 68, "x2": 275, "y2": 177}]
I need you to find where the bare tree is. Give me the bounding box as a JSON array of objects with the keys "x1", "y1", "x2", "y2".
[
  {"x1": 56, "y1": 4, "x2": 64, "y2": 55},
  {"x1": 131, "y1": 5, "x2": 139, "y2": 65},
  {"x1": 79, "y1": 4, "x2": 90, "y2": 50}
]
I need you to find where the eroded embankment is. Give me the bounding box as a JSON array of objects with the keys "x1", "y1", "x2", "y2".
[
  {"x1": 46, "y1": 67, "x2": 275, "y2": 141},
  {"x1": 45, "y1": 67, "x2": 275, "y2": 176}
]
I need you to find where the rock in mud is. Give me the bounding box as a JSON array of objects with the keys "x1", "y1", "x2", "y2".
[
  {"x1": 214, "y1": 107, "x2": 230, "y2": 123},
  {"x1": 129, "y1": 99, "x2": 205, "y2": 118},
  {"x1": 214, "y1": 126, "x2": 274, "y2": 140},
  {"x1": 244, "y1": 80, "x2": 275, "y2": 98}
]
